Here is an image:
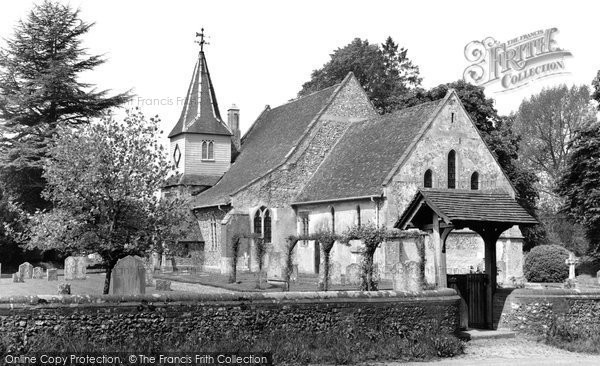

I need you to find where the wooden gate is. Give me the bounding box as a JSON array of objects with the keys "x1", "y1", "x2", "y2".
[{"x1": 447, "y1": 274, "x2": 488, "y2": 329}]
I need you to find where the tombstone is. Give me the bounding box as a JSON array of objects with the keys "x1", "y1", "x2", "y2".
[
  {"x1": 58, "y1": 283, "x2": 71, "y2": 295},
  {"x1": 19, "y1": 262, "x2": 33, "y2": 280},
  {"x1": 160, "y1": 253, "x2": 173, "y2": 273},
  {"x1": 12, "y1": 272, "x2": 23, "y2": 283},
  {"x1": 330, "y1": 262, "x2": 342, "y2": 285},
  {"x1": 64, "y1": 256, "x2": 77, "y2": 280},
  {"x1": 144, "y1": 263, "x2": 154, "y2": 286},
  {"x1": 47, "y1": 268, "x2": 58, "y2": 281},
  {"x1": 155, "y1": 279, "x2": 171, "y2": 291},
  {"x1": 74, "y1": 257, "x2": 87, "y2": 280},
  {"x1": 112, "y1": 256, "x2": 145, "y2": 295},
  {"x1": 405, "y1": 261, "x2": 421, "y2": 292},
  {"x1": 392, "y1": 262, "x2": 407, "y2": 292},
  {"x1": 267, "y1": 252, "x2": 285, "y2": 281},
  {"x1": 290, "y1": 264, "x2": 299, "y2": 283},
  {"x1": 32, "y1": 267, "x2": 44, "y2": 279},
  {"x1": 597, "y1": 269, "x2": 600, "y2": 285},
  {"x1": 345, "y1": 263, "x2": 361, "y2": 286},
  {"x1": 565, "y1": 253, "x2": 579, "y2": 280},
  {"x1": 151, "y1": 252, "x2": 161, "y2": 270}
]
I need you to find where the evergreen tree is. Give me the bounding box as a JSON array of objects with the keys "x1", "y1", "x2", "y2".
[{"x1": 0, "y1": 1, "x2": 130, "y2": 212}]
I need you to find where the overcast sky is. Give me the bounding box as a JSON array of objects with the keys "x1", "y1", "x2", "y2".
[{"x1": 1, "y1": 0, "x2": 598, "y2": 146}]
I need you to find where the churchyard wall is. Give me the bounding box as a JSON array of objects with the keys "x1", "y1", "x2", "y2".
[
  {"x1": 495, "y1": 288, "x2": 600, "y2": 333},
  {"x1": 0, "y1": 289, "x2": 460, "y2": 347}
]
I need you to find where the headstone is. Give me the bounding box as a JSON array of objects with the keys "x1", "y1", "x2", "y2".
[
  {"x1": 18, "y1": 262, "x2": 33, "y2": 280},
  {"x1": 290, "y1": 264, "x2": 299, "y2": 283},
  {"x1": 405, "y1": 261, "x2": 421, "y2": 292},
  {"x1": 392, "y1": 262, "x2": 407, "y2": 291},
  {"x1": 32, "y1": 267, "x2": 44, "y2": 279},
  {"x1": 151, "y1": 252, "x2": 160, "y2": 270},
  {"x1": 144, "y1": 263, "x2": 154, "y2": 286},
  {"x1": 160, "y1": 253, "x2": 173, "y2": 273},
  {"x1": 64, "y1": 256, "x2": 77, "y2": 280},
  {"x1": 597, "y1": 270, "x2": 600, "y2": 285},
  {"x1": 112, "y1": 256, "x2": 145, "y2": 295},
  {"x1": 47, "y1": 268, "x2": 58, "y2": 281},
  {"x1": 345, "y1": 263, "x2": 361, "y2": 286},
  {"x1": 58, "y1": 283, "x2": 71, "y2": 295},
  {"x1": 267, "y1": 252, "x2": 285, "y2": 281},
  {"x1": 155, "y1": 279, "x2": 171, "y2": 291},
  {"x1": 565, "y1": 253, "x2": 579, "y2": 280},
  {"x1": 330, "y1": 262, "x2": 342, "y2": 285},
  {"x1": 74, "y1": 257, "x2": 87, "y2": 280},
  {"x1": 12, "y1": 272, "x2": 23, "y2": 283}
]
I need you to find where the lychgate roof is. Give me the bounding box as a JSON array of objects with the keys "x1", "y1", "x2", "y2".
[
  {"x1": 293, "y1": 99, "x2": 443, "y2": 204},
  {"x1": 396, "y1": 189, "x2": 538, "y2": 230},
  {"x1": 168, "y1": 51, "x2": 232, "y2": 138}
]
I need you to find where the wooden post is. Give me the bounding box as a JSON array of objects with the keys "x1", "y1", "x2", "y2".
[
  {"x1": 432, "y1": 213, "x2": 447, "y2": 288},
  {"x1": 483, "y1": 233, "x2": 497, "y2": 329}
]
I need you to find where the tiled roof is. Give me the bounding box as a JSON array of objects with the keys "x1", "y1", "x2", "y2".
[
  {"x1": 164, "y1": 173, "x2": 222, "y2": 188},
  {"x1": 191, "y1": 85, "x2": 339, "y2": 208},
  {"x1": 294, "y1": 99, "x2": 443, "y2": 203},
  {"x1": 396, "y1": 189, "x2": 538, "y2": 229},
  {"x1": 168, "y1": 51, "x2": 232, "y2": 138}
]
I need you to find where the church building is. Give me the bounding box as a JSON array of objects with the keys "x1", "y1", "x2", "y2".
[{"x1": 164, "y1": 36, "x2": 536, "y2": 312}]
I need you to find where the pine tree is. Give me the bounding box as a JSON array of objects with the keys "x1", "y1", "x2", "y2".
[{"x1": 0, "y1": 1, "x2": 131, "y2": 212}]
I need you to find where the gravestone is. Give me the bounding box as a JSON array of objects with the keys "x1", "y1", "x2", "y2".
[
  {"x1": 405, "y1": 261, "x2": 421, "y2": 292},
  {"x1": 144, "y1": 263, "x2": 154, "y2": 286},
  {"x1": 565, "y1": 253, "x2": 579, "y2": 280},
  {"x1": 597, "y1": 270, "x2": 600, "y2": 285},
  {"x1": 155, "y1": 279, "x2": 171, "y2": 291},
  {"x1": 267, "y1": 252, "x2": 285, "y2": 281},
  {"x1": 151, "y1": 252, "x2": 160, "y2": 270},
  {"x1": 330, "y1": 262, "x2": 342, "y2": 285},
  {"x1": 47, "y1": 268, "x2": 58, "y2": 281},
  {"x1": 112, "y1": 256, "x2": 145, "y2": 295},
  {"x1": 64, "y1": 257, "x2": 77, "y2": 280},
  {"x1": 345, "y1": 263, "x2": 361, "y2": 286},
  {"x1": 32, "y1": 267, "x2": 44, "y2": 279},
  {"x1": 58, "y1": 283, "x2": 71, "y2": 295},
  {"x1": 290, "y1": 264, "x2": 299, "y2": 283},
  {"x1": 19, "y1": 262, "x2": 33, "y2": 280},
  {"x1": 392, "y1": 262, "x2": 407, "y2": 291},
  {"x1": 161, "y1": 253, "x2": 173, "y2": 273},
  {"x1": 12, "y1": 272, "x2": 23, "y2": 283},
  {"x1": 75, "y1": 258, "x2": 87, "y2": 280}
]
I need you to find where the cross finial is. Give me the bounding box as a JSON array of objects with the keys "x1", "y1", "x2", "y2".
[{"x1": 195, "y1": 28, "x2": 209, "y2": 52}]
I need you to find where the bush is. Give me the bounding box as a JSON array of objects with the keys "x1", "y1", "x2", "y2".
[
  {"x1": 524, "y1": 245, "x2": 569, "y2": 282},
  {"x1": 545, "y1": 316, "x2": 600, "y2": 354}
]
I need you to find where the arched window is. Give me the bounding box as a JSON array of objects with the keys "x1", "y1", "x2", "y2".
[
  {"x1": 448, "y1": 150, "x2": 456, "y2": 189},
  {"x1": 356, "y1": 205, "x2": 361, "y2": 227},
  {"x1": 202, "y1": 141, "x2": 208, "y2": 159},
  {"x1": 471, "y1": 171, "x2": 479, "y2": 190},
  {"x1": 424, "y1": 169, "x2": 432, "y2": 188},
  {"x1": 208, "y1": 141, "x2": 214, "y2": 160},
  {"x1": 253, "y1": 206, "x2": 272, "y2": 243},
  {"x1": 331, "y1": 206, "x2": 335, "y2": 233}
]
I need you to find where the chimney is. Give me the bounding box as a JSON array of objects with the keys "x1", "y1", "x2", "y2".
[{"x1": 227, "y1": 104, "x2": 241, "y2": 156}]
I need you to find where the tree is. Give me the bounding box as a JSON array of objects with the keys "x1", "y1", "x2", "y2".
[
  {"x1": 24, "y1": 109, "x2": 173, "y2": 294},
  {"x1": 0, "y1": 0, "x2": 130, "y2": 213},
  {"x1": 298, "y1": 37, "x2": 421, "y2": 113},
  {"x1": 402, "y1": 80, "x2": 543, "y2": 250},
  {"x1": 557, "y1": 121, "x2": 600, "y2": 252},
  {"x1": 342, "y1": 223, "x2": 390, "y2": 291},
  {"x1": 515, "y1": 85, "x2": 595, "y2": 210}
]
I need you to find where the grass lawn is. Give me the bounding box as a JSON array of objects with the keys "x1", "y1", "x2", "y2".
[
  {"x1": 155, "y1": 270, "x2": 394, "y2": 292},
  {"x1": 0, "y1": 272, "x2": 231, "y2": 297}
]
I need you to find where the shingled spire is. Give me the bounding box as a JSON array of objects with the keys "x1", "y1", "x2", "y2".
[{"x1": 168, "y1": 30, "x2": 231, "y2": 138}]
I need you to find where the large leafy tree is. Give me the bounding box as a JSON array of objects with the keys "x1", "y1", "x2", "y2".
[
  {"x1": 0, "y1": 0, "x2": 130, "y2": 213},
  {"x1": 402, "y1": 81, "x2": 543, "y2": 250},
  {"x1": 24, "y1": 109, "x2": 184, "y2": 294},
  {"x1": 557, "y1": 121, "x2": 600, "y2": 253},
  {"x1": 298, "y1": 37, "x2": 421, "y2": 113},
  {"x1": 514, "y1": 85, "x2": 595, "y2": 209}
]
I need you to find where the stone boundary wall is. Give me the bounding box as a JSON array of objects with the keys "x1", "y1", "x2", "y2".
[
  {"x1": 0, "y1": 290, "x2": 460, "y2": 347},
  {"x1": 496, "y1": 288, "x2": 600, "y2": 333}
]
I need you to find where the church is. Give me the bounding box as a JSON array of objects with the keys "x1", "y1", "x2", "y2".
[{"x1": 162, "y1": 36, "x2": 536, "y2": 312}]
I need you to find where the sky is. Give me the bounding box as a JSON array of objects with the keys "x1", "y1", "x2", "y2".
[{"x1": 1, "y1": 0, "x2": 598, "y2": 147}]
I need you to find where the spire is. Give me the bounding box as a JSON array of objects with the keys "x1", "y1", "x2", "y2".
[{"x1": 168, "y1": 30, "x2": 231, "y2": 138}]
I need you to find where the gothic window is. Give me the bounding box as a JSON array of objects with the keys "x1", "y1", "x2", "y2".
[
  {"x1": 331, "y1": 206, "x2": 335, "y2": 233},
  {"x1": 208, "y1": 141, "x2": 214, "y2": 160},
  {"x1": 253, "y1": 206, "x2": 272, "y2": 243},
  {"x1": 451, "y1": 112, "x2": 455, "y2": 123},
  {"x1": 202, "y1": 141, "x2": 208, "y2": 159},
  {"x1": 448, "y1": 150, "x2": 456, "y2": 189},
  {"x1": 356, "y1": 205, "x2": 361, "y2": 227},
  {"x1": 424, "y1": 169, "x2": 432, "y2": 188},
  {"x1": 471, "y1": 171, "x2": 479, "y2": 190}
]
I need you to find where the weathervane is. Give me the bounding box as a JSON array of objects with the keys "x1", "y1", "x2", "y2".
[{"x1": 195, "y1": 28, "x2": 209, "y2": 52}]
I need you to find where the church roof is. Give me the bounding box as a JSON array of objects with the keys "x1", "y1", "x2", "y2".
[
  {"x1": 395, "y1": 189, "x2": 538, "y2": 230},
  {"x1": 164, "y1": 173, "x2": 222, "y2": 188},
  {"x1": 293, "y1": 99, "x2": 443, "y2": 204},
  {"x1": 168, "y1": 51, "x2": 232, "y2": 138},
  {"x1": 191, "y1": 84, "x2": 340, "y2": 208}
]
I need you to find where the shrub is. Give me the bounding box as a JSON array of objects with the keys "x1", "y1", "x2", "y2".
[
  {"x1": 545, "y1": 316, "x2": 600, "y2": 354},
  {"x1": 524, "y1": 245, "x2": 569, "y2": 282}
]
